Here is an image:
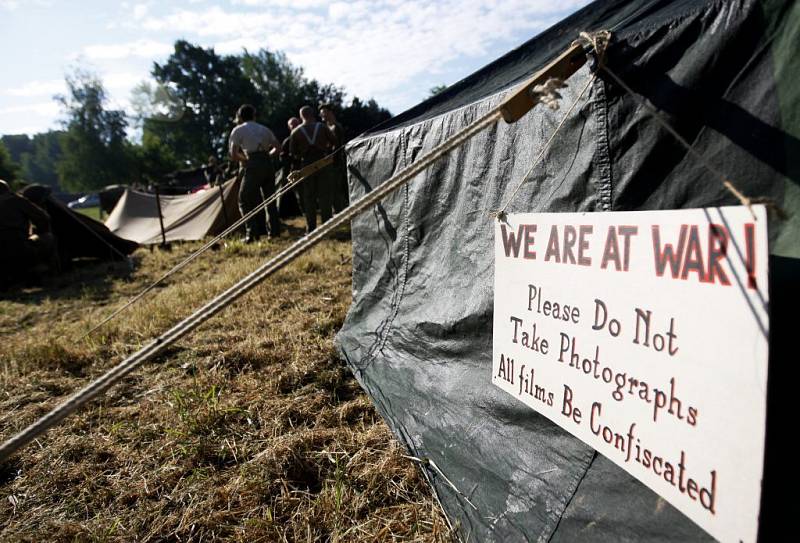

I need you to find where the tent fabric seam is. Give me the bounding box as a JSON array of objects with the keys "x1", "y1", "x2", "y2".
[
  {"x1": 358, "y1": 132, "x2": 413, "y2": 372},
  {"x1": 593, "y1": 76, "x2": 614, "y2": 210}
]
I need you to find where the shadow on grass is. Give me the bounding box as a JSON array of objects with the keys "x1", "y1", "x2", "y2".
[
  {"x1": 281, "y1": 218, "x2": 352, "y2": 241},
  {"x1": 0, "y1": 255, "x2": 137, "y2": 305}
]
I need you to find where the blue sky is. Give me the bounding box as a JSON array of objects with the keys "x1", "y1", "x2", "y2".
[{"x1": 0, "y1": 0, "x2": 590, "y2": 136}]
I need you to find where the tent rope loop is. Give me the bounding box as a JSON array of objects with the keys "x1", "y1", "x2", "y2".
[{"x1": 492, "y1": 72, "x2": 596, "y2": 219}]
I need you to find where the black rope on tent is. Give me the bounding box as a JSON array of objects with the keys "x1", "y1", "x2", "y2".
[
  {"x1": 493, "y1": 73, "x2": 596, "y2": 220},
  {"x1": 577, "y1": 30, "x2": 784, "y2": 220}
]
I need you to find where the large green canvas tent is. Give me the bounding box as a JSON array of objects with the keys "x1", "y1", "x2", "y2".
[{"x1": 335, "y1": 0, "x2": 799, "y2": 540}]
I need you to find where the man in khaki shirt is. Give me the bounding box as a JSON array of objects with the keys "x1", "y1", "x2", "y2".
[{"x1": 229, "y1": 104, "x2": 282, "y2": 241}]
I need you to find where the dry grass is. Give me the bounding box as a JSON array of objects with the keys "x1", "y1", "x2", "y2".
[{"x1": 0, "y1": 220, "x2": 451, "y2": 542}]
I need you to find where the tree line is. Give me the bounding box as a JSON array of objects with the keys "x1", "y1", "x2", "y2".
[{"x1": 0, "y1": 40, "x2": 392, "y2": 193}]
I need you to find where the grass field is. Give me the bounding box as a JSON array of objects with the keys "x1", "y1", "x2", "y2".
[
  {"x1": 75, "y1": 206, "x2": 103, "y2": 221},
  {"x1": 0, "y1": 223, "x2": 450, "y2": 542}
]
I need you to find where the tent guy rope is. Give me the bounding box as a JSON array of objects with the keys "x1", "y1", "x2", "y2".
[
  {"x1": 494, "y1": 73, "x2": 596, "y2": 219},
  {"x1": 81, "y1": 170, "x2": 318, "y2": 339},
  {"x1": 0, "y1": 37, "x2": 592, "y2": 462}
]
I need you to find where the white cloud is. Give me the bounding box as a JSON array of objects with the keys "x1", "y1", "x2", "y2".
[
  {"x1": 82, "y1": 39, "x2": 172, "y2": 60},
  {"x1": 0, "y1": 0, "x2": 53, "y2": 10},
  {"x1": 140, "y1": 6, "x2": 321, "y2": 38},
  {"x1": 2, "y1": 0, "x2": 591, "y2": 135},
  {"x1": 134, "y1": 0, "x2": 590, "y2": 111},
  {"x1": 0, "y1": 101, "x2": 61, "y2": 117},
  {"x1": 133, "y1": 3, "x2": 149, "y2": 20},
  {"x1": 231, "y1": 0, "x2": 329, "y2": 7},
  {"x1": 4, "y1": 79, "x2": 65, "y2": 97},
  {"x1": 286, "y1": 0, "x2": 589, "y2": 104},
  {"x1": 103, "y1": 72, "x2": 146, "y2": 91}
]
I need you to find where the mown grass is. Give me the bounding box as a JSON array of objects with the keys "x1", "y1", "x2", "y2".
[
  {"x1": 0, "y1": 220, "x2": 450, "y2": 542},
  {"x1": 75, "y1": 206, "x2": 103, "y2": 221}
]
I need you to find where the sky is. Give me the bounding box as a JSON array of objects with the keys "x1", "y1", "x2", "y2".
[{"x1": 0, "y1": 0, "x2": 591, "y2": 137}]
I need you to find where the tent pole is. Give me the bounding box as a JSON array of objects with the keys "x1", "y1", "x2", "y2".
[
  {"x1": 155, "y1": 185, "x2": 169, "y2": 249},
  {"x1": 217, "y1": 183, "x2": 230, "y2": 229}
]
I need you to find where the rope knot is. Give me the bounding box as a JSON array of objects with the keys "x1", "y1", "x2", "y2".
[{"x1": 576, "y1": 30, "x2": 612, "y2": 71}]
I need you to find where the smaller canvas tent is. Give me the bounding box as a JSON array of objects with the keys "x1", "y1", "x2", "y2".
[{"x1": 105, "y1": 178, "x2": 241, "y2": 244}]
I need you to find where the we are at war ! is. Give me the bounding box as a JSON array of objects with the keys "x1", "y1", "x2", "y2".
[{"x1": 499, "y1": 221, "x2": 758, "y2": 289}]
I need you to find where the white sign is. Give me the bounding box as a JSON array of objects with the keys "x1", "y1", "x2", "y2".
[{"x1": 492, "y1": 206, "x2": 769, "y2": 543}]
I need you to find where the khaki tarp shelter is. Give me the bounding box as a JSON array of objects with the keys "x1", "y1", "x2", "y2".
[{"x1": 105, "y1": 178, "x2": 241, "y2": 244}]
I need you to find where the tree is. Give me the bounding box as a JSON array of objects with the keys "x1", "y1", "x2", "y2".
[
  {"x1": 339, "y1": 97, "x2": 392, "y2": 140},
  {"x1": 56, "y1": 70, "x2": 130, "y2": 192},
  {"x1": 149, "y1": 40, "x2": 261, "y2": 164},
  {"x1": 0, "y1": 141, "x2": 19, "y2": 183},
  {"x1": 241, "y1": 48, "x2": 388, "y2": 141},
  {"x1": 240, "y1": 49, "x2": 344, "y2": 139},
  {"x1": 1, "y1": 134, "x2": 34, "y2": 164},
  {"x1": 1, "y1": 132, "x2": 64, "y2": 189},
  {"x1": 142, "y1": 40, "x2": 395, "y2": 164},
  {"x1": 127, "y1": 131, "x2": 179, "y2": 186},
  {"x1": 21, "y1": 132, "x2": 63, "y2": 188},
  {"x1": 429, "y1": 84, "x2": 448, "y2": 97},
  {"x1": 240, "y1": 49, "x2": 307, "y2": 135}
]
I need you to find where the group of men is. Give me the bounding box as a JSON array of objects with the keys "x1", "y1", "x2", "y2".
[{"x1": 228, "y1": 103, "x2": 348, "y2": 242}]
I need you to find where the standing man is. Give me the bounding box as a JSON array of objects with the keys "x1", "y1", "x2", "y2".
[
  {"x1": 280, "y1": 117, "x2": 302, "y2": 185},
  {"x1": 319, "y1": 103, "x2": 349, "y2": 213},
  {"x1": 204, "y1": 155, "x2": 224, "y2": 186},
  {"x1": 289, "y1": 105, "x2": 337, "y2": 233},
  {"x1": 229, "y1": 104, "x2": 282, "y2": 242},
  {"x1": 279, "y1": 116, "x2": 303, "y2": 215}
]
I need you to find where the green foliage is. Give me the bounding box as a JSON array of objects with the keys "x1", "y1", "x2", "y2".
[
  {"x1": 1, "y1": 133, "x2": 64, "y2": 188},
  {"x1": 240, "y1": 49, "x2": 389, "y2": 141},
  {"x1": 22, "y1": 132, "x2": 64, "y2": 188},
  {"x1": 56, "y1": 70, "x2": 130, "y2": 192},
  {"x1": 339, "y1": 97, "x2": 392, "y2": 140},
  {"x1": 148, "y1": 40, "x2": 261, "y2": 164},
  {"x1": 11, "y1": 39, "x2": 393, "y2": 191},
  {"x1": 429, "y1": 84, "x2": 448, "y2": 97},
  {"x1": 240, "y1": 49, "x2": 326, "y2": 139},
  {"x1": 0, "y1": 141, "x2": 19, "y2": 182},
  {"x1": 1, "y1": 134, "x2": 33, "y2": 163},
  {"x1": 126, "y1": 132, "x2": 180, "y2": 185}
]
